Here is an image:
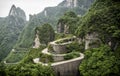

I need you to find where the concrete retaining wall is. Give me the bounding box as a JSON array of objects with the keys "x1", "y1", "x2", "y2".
[
  {"x1": 53, "y1": 55, "x2": 64, "y2": 62},
  {"x1": 50, "y1": 36, "x2": 76, "y2": 54},
  {"x1": 51, "y1": 53, "x2": 84, "y2": 76},
  {"x1": 35, "y1": 48, "x2": 84, "y2": 76},
  {"x1": 52, "y1": 44, "x2": 69, "y2": 54}
]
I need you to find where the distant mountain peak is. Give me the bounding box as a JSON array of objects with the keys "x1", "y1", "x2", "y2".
[
  {"x1": 11, "y1": 4, "x2": 16, "y2": 8},
  {"x1": 9, "y1": 4, "x2": 26, "y2": 20},
  {"x1": 9, "y1": 4, "x2": 16, "y2": 16}
]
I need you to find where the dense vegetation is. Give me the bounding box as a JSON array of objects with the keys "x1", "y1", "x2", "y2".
[
  {"x1": 35, "y1": 24, "x2": 55, "y2": 45},
  {"x1": 0, "y1": 5, "x2": 26, "y2": 61},
  {"x1": 0, "y1": 62, "x2": 54, "y2": 76},
  {"x1": 80, "y1": 45, "x2": 120, "y2": 76},
  {"x1": 0, "y1": 46, "x2": 55, "y2": 76},
  {"x1": 64, "y1": 51, "x2": 80, "y2": 60},
  {"x1": 1, "y1": 0, "x2": 120, "y2": 76},
  {"x1": 76, "y1": 0, "x2": 120, "y2": 46},
  {"x1": 21, "y1": 45, "x2": 46, "y2": 63},
  {"x1": 14, "y1": 17, "x2": 41, "y2": 48},
  {"x1": 22, "y1": 45, "x2": 53, "y2": 63},
  {"x1": 58, "y1": 11, "x2": 80, "y2": 34},
  {"x1": 66, "y1": 42, "x2": 84, "y2": 53},
  {"x1": 77, "y1": 0, "x2": 120, "y2": 75},
  {"x1": 4, "y1": 51, "x2": 28, "y2": 63},
  {"x1": 14, "y1": 0, "x2": 94, "y2": 50},
  {"x1": 0, "y1": 15, "x2": 26, "y2": 61}
]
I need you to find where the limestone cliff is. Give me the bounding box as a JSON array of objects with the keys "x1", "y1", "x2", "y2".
[
  {"x1": 58, "y1": 0, "x2": 94, "y2": 8},
  {"x1": 33, "y1": 31, "x2": 41, "y2": 48},
  {"x1": 9, "y1": 5, "x2": 26, "y2": 20}
]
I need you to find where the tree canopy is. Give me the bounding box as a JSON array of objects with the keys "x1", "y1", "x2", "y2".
[
  {"x1": 35, "y1": 23, "x2": 55, "y2": 45},
  {"x1": 80, "y1": 45, "x2": 120, "y2": 76}
]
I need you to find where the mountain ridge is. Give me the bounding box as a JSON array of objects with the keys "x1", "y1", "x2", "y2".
[
  {"x1": 0, "y1": 5, "x2": 26, "y2": 61},
  {"x1": 14, "y1": 0, "x2": 94, "y2": 49}
]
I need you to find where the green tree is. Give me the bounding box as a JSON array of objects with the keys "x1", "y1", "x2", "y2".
[
  {"x1": 6, "y1": 63, "x2": 55, "y2": 76},
  {"x1": 76, "y1": 0, "x2": 120, "y2": 50},
  {"x1": 0, "y1": 63, "x2": 6, "y2": 76},
  {"x1": 79, "y1": 45, "x2": 119, "y2": 76},
  {"x1": 58, "y1": 11, "x2": 80, "y2": 34},
  {"x1": 36, "y1": 23, "x2": 55, "y2": 45}
]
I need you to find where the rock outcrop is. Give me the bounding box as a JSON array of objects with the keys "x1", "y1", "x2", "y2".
[
  {"x1": 44, "y1": 10, "x2": 47, "y2": 17},
  {"x1": 33, "y1": 31, "x2": 41, "y2": 48},
  {"x1": 9, "y1": 4, "x2": 26, "y2": 20},
  {"x1": 85, "y1": 32, "x2": 101, "y2": 50}
]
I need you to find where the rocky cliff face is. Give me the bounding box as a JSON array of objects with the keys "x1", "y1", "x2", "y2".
[
  {"x1": 85, "y1": 32, "x2": 101, "y2": 50},
  {"x1": 0, "y1": 5, "x2": 26, "y2": 61},
  {"x1": 33, "y1": 31, "x2": 41, "y2": 48},
  {"x1": 58, "y1": 0, "x2": 94, "y2": 8},
  {"x1": 9, "y1": 5, "x2": 26, "y2": 20}
]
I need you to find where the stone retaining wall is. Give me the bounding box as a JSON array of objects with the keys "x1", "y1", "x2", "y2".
[
  {"x1": 52, "y1": 44, "x2": 68, "y2": 54},
  {"x1": 51, "y1": 53, "x2": 84, "y2": 76},
  {"x1": 35, "y1": 48, "x2": 84, "y2": 76},
  {"x1": 50, "y1": 36, "x2": 76, "y2": 54}
]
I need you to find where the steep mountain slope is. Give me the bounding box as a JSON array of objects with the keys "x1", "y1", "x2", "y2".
[
  {"x1": 15, "y1": 0, "x2": 94, "y2": 49},
  {"x1": 75, "y1": 0, "x2": 120, "y2": 75},
  {"x1": 76, "y1": 0, "x2": 120, "y2": 49},
  {"x1": 0, "y1": 5, "x2": 26, "y2": 61}
]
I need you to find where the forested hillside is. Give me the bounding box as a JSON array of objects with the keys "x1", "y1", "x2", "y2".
[
  {"x1": 1, "y1": 0, "x2": 120, "y2": 76},
  {"x1": 76, "y1": 0, "x2": 120, "y2": 75},
  {"x1": 0, "y1": 5, "x2": 26, "y2": 61},
  {"x1": 14, "y1": 0, "x2": 94, "y2": 49}
]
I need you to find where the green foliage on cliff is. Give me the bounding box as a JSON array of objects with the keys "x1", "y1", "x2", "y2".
[
  {"x1": 55, "y1": 33, "x2": 74, "y2": 40},
  {"x1": 66, "y1": 42, "x2": 85, "y2": 53},
  {"x1": 76, "y1": 0, "x2": 120, "y2": 45},
  {"x1": 39, "y1": 53, "x2": 53, "y2": 63},
  {"x1": 0, "y1": 16, "x2": 26, "y2": 61},
  {"x1": 77, "y1": 0, "x2": 120, "y2": 76},
  {"x1": 35, "y1": 23, "x2": 55, "y2": 45},
  {"x1": 14, "y1": 0, "x2": 94, "y2": 52},
  {"x1": 0, "y1": 63, "x2": 6, "y2": 76},
  {"x1": 15, "y1": 17, "x2": 41, "y2": 48},
  {"x1": 64, "y1": 52, "x2": 80, "y2": 60},
  {"x1": 22, "y1": 45, "x2": 46, "y2": 63},
  {"x1": 58, "y1": 11, "x2": 80, "y2": 34},
  {"x1": 0, "y1": 45, "x2": 55, "y2": 76},
  {"x1": 79, "y1": 45, "x2": 120, "y2": 76},
  {"x1": 4, "y1": 51, "x2": 27, "y2": 63}
]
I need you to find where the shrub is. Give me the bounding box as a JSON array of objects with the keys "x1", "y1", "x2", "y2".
[
  {"x1": 48, "y1": 44, "x2": 54, "y2": 52},
  {"x1": 64, "y1": 52, "x2": 80, "y2": 60},
  {"x1": 39, "y1": 53, "x2": 53, "y2": 63},
  {"x1": 5, "y1": 63, "x2": 55, "y2": 76},
  {"x1": 36, "y1": 23, "x2": 55, "y2": 45},
  {"x1": 79, "y1": 45, "x2": 120, "y2": 76},
  {"x1": 66, "y1": 42, "x2": 84, "y2": 53}
]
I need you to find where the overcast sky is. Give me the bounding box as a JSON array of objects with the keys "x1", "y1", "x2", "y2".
[{"x1": 0, "y1": 0, "x2": 63, "y2": 20}]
